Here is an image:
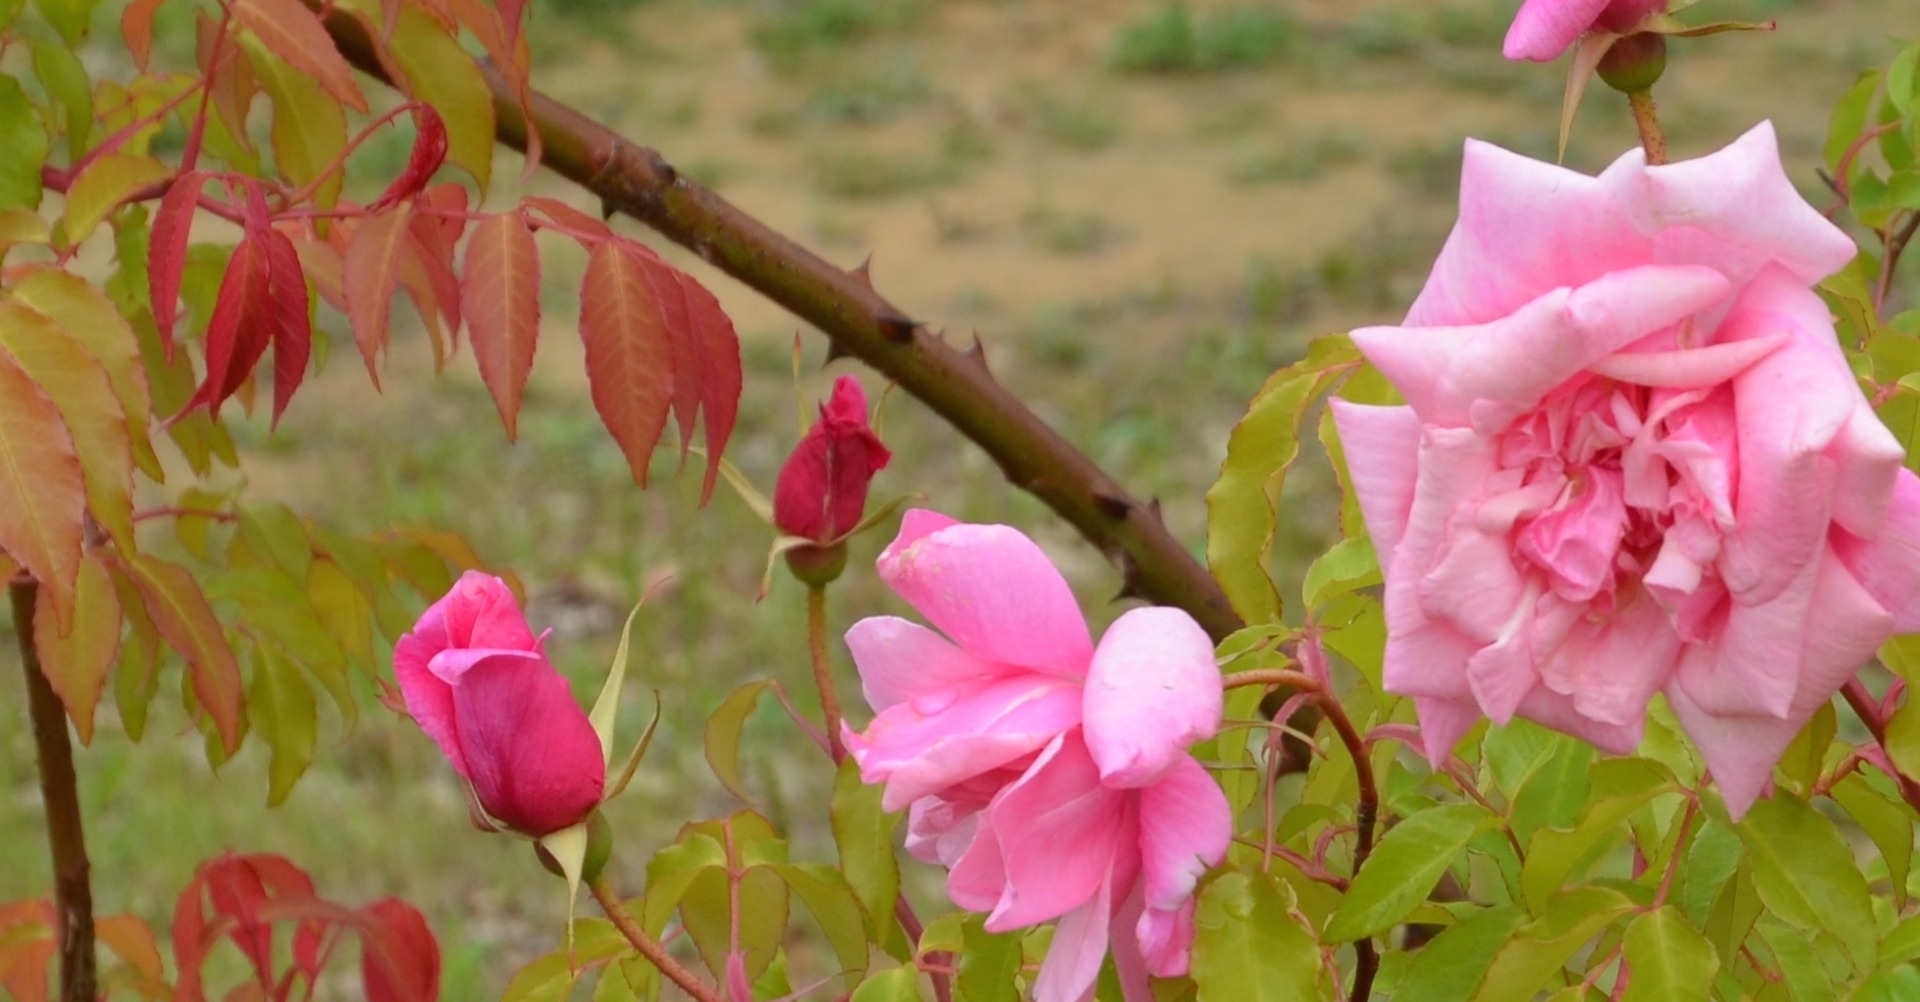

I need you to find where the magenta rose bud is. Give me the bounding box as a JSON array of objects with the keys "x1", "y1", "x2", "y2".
[
  {"x1": 1503, "y1": 0, "x2": 1666, "y2": 61},
  {"x1": 393, "y1": 571, "x2": 605, "y2": 837},
  {"x1": 772, "y1": 375, "x2": 892, "y2": 544},
  {"x1": 1332, "y1": 123, "x2": 1920, "y2": 819}
]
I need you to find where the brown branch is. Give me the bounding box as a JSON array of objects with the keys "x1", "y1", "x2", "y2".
[
  {"x1": 314, "y1": 10, "x2": 1243, "y2": 644},
  {"x1": 12, "y1": 578, "x2": 96, "y2": 1002}
]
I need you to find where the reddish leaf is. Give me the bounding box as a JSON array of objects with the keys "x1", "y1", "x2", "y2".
[
  {"x1": 638, "y1": 256, "x2": 741, "y2": 502},
  {"x1": 171, "y1": 854, "x2": 322, "y2": 1002},
  {"x1": 463, "y1": 212, "x2": 540, "y2": 439},
  {"x1": 0, "y1": 899, "x2": 55, "y2": 1002},
  {"x1": 359, "y1": 899, "x2": 439, "y2": 1002},
  {"x1": 264, "y1": 229, "x2": 312, "y2": 425},
  {"x1": 0, "y1": 351, "x2": 84, "y2": 631},
  {"x1": 407, "y1": 189, "x2": 465, "y2": 337},
  {"x1": 95, "y1": 913, "x2": 166, "y2": 983},
  {"x1": 198, "y1": 12, "x2": 260, "y2": 158},
  {"x1": 579, "y1": 242, "x2": 674, "y2": 486},
  {"x1": 290, "y1": 229, "x2": 346, "y2": 312},
  {"x1": 119, "y1": 554, "x2": 242, "y2": 754},
  {"x1": 150, "y1": 171, "x2": 213, "y2": 359},
  {"x1": 122, "y1": 0, "x2": 167, "y2": 68},
  {"x1": 369, "y1": 106, "x2": 448, "y2": 212},
  {"x1": 523, "y1": 195, "x2": 610, "y2": 240},
  {"x1": 677, "y1": 271, "x2": 742, "y2": 501},
  {"x1": 230, "y1": 0, "x2": 368, "y2": 113},
  {"x1": 342, "y1": 204, "x2": 414, "y2": 385},
  {"x1": 185, "y1": 232, "x2": 273, "y2": 417},
  {"x1": 33, "y1": 551, "x2": 120, "y2": 744}
]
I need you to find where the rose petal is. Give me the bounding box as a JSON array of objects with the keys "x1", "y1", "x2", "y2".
[
  {"x1": 450, "y1": 652, "x2": 604, "y2": 836},
  {"x1": 439, "y1": 571, "x2": 538, "y2": 652},
  {"x1": 846, "y1": 616, "x2": 1010, "y2": 712},
  {"x1": 1136, "y1": 756, "x2": 1230, "y2": 910},
  {"x1": 394, "y1": 619, "x2": 464, "y2": 779},
  {"x1": 1834, "y1": 471, "x2": 1920, "y2": 632},
  {"x1": 845, "y1": 675, "x2": 1083, "y2": 810},
  {"x1": 983, "y1": 736, "x2": 1133, "y2": 930},
  {"x1": 1502, "y1": 0, "x2": 1633, "y2": 61},
  {"x1": 878, "y1": 514, "x2": 1094, "y2": 675},
  {"x1": 1031, "y1": 873, "x2": 1115, "y2": 1002},
  {"x1": 1084, "y1": 608, "x2": 1222, "y2": 788},
  {"x1": 1329, "y1": 401, "x2": 1425, "y2": 560}
]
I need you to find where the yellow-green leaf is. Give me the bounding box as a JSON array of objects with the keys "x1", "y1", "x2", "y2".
[
  {"x1": 120, "y1": 553, "x2": 243, "y2": 754},
  {"x1": 249, "y1": 644, "x2": 316, "y2": 805},
  {"x1": 62, "y1": 152, "x2": 169, "y2": 247},
  {"x1": 32, "y1": 550, "x2": 119, "y2": 743},
  {"x1": 242, "y1": 39, "x2": 347, "y2": 210},
  {"x1": 373, "y1": 1, "x2": 495, "y2": 191},
  {"x1": 0, "y1": 300, "x2": 136, "y2": 554},
  {"x1": 0, "y1": 77, "x2": 47, "y2": 210},
  {"x1": 12, "y1": 267, "x2": 160, "y2": 482},
  {"x1": 0, "y1": 349, "x2": 84, "y2": 629}
]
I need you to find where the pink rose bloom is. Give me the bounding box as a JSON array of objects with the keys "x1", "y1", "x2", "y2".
[
  {"x1": 843, "y1": 510, "x2": 1230, "y2": 1000},
  {"x1": 1331, "y1": 122, "x2": 1920, "y2": 819},
  {"x1": 394, "y1": 571, "x2": 606, "y2": 836},
  {"x1": 772, "y1": 375, "x2": 892, "y2": 543},
  {"x1": 1504, "y1": 0, "x2": 1665, "y2": 61}
]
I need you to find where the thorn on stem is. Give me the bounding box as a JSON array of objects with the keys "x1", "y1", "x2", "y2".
[
  {"x1": 876, "y1": 310, "x2": 917, "y2": 344},
  {"x1": 1092, "y1": 490, "x2": 1132, "y2": 520},
  {"x1": 850, "y1": 255, "x2": 873, "y2": 286}
]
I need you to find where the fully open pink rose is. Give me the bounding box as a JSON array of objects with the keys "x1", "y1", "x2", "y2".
[
  {"x1": 843, "y1": 510, "x2": 1229, "y2": 1000},
  {"x1": 394, "y1": 571, "x2": 605, "y2": 836},
  {"x1": 1332, "y1": 122, "x2": 1920, "y2": 818},
  {"x1": 1504, "y1": 0, "x2": 1665, "y2": 61}
]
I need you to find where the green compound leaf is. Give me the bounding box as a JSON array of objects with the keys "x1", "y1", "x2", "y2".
[
  {"x1": 1738, "y1": 794, "x2": 1877, "y2": 974},
  {"x1": 1326, "y1": 803, "x2": 1493, "y2": 943},
  {"x1": 1474, "y1": 886, "x2": 1633, "y2": 1001},
  {"x1": 1394, "y1": 905, "x2": 1526, "y2": 1002},
  {"x1": 832, "y1": 755, "x2": 905, "y2": 960},
  {"x1": 1621, "y1": 907, "x2": 1717, "y2": 1002},
  {"x1": 1191, "y1": 869, "x2": 1321, "y2": 1002}
]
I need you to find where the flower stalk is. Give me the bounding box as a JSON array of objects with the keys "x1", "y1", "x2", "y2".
[
  {"x1": 588, "y1": 875, "x2": 724, "y2": 1002},
  {"x1": 805, "y1": 583, "x2": 847, "y2": 763}
]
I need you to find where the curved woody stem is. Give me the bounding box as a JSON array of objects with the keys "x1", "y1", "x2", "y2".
[
  {"x1": 589, "y1": 874, "x2": 725, "y2": 1002},
  {"x1": 313, "y1": 9, "x2": 1244, "y2": 646}
]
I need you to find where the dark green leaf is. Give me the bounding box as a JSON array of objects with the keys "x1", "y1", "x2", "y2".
[
  {"x1": 1738, "y1": 794, "x2": 1876, "y2": 972},
  {"x1": 1326, "y1": 803, "x2": 1492, "y2": 942},
  {"x1": 833, "y1": 755, "x2": 905, "y2": 959},
  {"x1": 1393, "y1": 906, "x2": 1526, "y2": 1002}
]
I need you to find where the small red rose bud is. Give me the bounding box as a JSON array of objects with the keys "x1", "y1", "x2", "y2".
[{"x1": 772, "y1": 376, "x2": 892, "y2": 544}]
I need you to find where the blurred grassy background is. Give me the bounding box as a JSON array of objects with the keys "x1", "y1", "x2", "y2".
[{"x1": 3, "y1": 0, "x2": 1916, "y2": 996}]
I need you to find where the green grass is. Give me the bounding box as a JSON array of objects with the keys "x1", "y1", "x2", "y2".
[{"x1": 1110, "y1": 4, "x2": 1297, "y2": 75}]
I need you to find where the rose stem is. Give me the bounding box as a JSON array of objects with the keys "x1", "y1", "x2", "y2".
[
  {"x1": 806, "y1": 583, "x2": 847, "y2": 764},
  {"x1": 589, "y1": 874, "x2": 724, "y2": 1002}
]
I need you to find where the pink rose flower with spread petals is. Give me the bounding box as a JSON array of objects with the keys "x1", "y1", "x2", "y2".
[
  {"x1": 394, "y1": 571, "x2": 605, "y2": 836},
  {"x1": 843, "y1": 510, "x2": 1230, "y2": 1000},
  {"x1": 1332, "y1": 122, "x2": 1920, "y2": 819},
  {"x1": 1504, "y1": 0, "x2": 1666, "y2": 61}
]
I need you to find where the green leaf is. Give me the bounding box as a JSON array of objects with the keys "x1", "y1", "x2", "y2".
[
  {"x1": 1830, "y1": 72, "x2": 1884, "y2": 173},
  {"x1": 1881, "y1": 912, "x2": 1920, "y2": 967},
  {"x1": 500, "y1": 920, "x2": 629, "y2": 1002},
  {"x1": 593, "y1": 955, "x2": 658, "y2": 1002},
  {"x1": 241, "y1": 40, "x2": 347, "y2": 210},
  {"x1": 375, "y1": 2, "x2": 496, "y2": 191},
  {"x1": 1621, "y1": 907, "x2": 1716, "y2": 1002},
  {"x1": 1205, "y1": 333, "x2": 1360, "y2": 624},
  {"x1": 958, "y1": 914, "x2": 1023, "y2": 1002},
  {"x1": 848, "y1": 966, "x2": 921, "y2": 1002},
  {"x1": 1508, "y1": 734, "x2": 1592, "y2": 845},
  {"x1": 832, "y1": 755, "x2": 905, "y2": 959},
  {"x1": 765, "y1": 862, "x2": 870, "y2": 986},
  {"x1": 1191, "y1": 869, "x2": 1321, "y2": 1001},
  {"x1": 1520, "y1": 767, "x2": 1669, "y2": 913},
  {"x1": 1474, "y1": 886, "x2": 1634, "y2": 1001},
  {"x1": 204, "y1": 564, "x2": 352, "y2": 724},
  {"x1": 1301, "y1": 535, "x2": 1378, "y2": 610},
  {"x1": 1848, "y1": 965, "x2": 1920, "y2": 1002},
  {"x1": 1702, "y1": 860, "x2": 1762, "y2": 974},
  {"x1": 1394, "y1": 906, "x2": 1526, "y2": 1002},
  {"x1": 641, "y1": 832, "x2": 725, "y2": 936},
  {"x1": 248, "y1": 645, "x2": 315, "y2": 806},
  {"x1": 704, "y1": 679, "x2": 771, "y2": 802},
  {"x1": 1756, "y1": 919, "x2": 1834, "y2": 1002},
  {"x1": 1325, "y1": 803, "x2": 1492, "y2": 942},
  {"x1": 1738, "y1": 794, "x2": 1877, "y2": 972},
  {"x1": 30, "y1": 40, "x2": 91, "y2": 157},
  {"x1": 1830, "y1": 773, "x2": 1913, "y2": 911},
  {"x1": 679, "y1": 863, "x2": 787, "y2": 982},
  {"x1": 32, "y1": 0, "x2": 100, "y2": 45},
  {"x1": 0, "y1": 79, "x2": 47, "y2": 211},
  {"x1": 1677, "y1": 818, "x2": 1742, "y2": 928},
  {"x1": 108, "y1": 560, "x2": 160, "y2": 740}
]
